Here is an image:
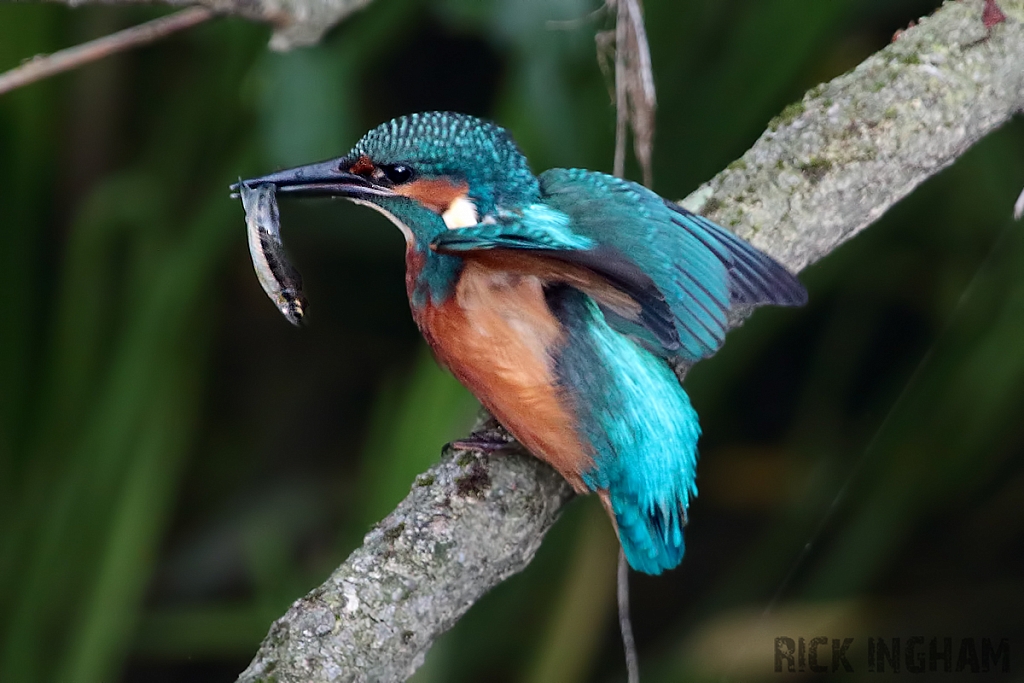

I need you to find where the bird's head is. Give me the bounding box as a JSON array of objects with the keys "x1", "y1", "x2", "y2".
[{"x1": 237, "y1": 112, "x2": 540, "y2": 243}]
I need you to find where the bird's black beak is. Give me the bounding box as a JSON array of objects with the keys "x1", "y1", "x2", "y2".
[{"x1": 229, "y1": 158, "x2": 392, "y2": 199}]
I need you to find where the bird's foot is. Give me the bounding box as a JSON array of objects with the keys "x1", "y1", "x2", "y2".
[{"x1": 447, "y1": 430, "x2": 516, "y2": 454}]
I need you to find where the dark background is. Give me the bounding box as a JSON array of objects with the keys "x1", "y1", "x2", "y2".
[{"x1": 2, "y1": 0, "x2": 1023, "y2": 681}]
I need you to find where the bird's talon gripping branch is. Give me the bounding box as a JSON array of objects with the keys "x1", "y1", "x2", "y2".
[{"x1": 447, "y1": 435, "x2": 517, "y2": 455}]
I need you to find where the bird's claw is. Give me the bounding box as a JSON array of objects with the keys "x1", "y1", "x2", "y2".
[{"x1": 447, "y1": 432, "x2": 516, "y2": 454}]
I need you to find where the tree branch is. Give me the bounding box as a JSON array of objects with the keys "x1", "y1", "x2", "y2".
[
  {"x1": 236, "y1": 1, "x2": 1024, "y2": 681},
  {"x1": 682, "y1": 0, "x2": 1023, "y2": 271},
  {"x1": 41, "y1": 0, "x2": 373, "y2": 50},
  {"x1": 240, "y1": 433, "x2": 574, "y2": 683},
  {"x1": 0, "y1": 7, "x2": 213, "y2": 97}
]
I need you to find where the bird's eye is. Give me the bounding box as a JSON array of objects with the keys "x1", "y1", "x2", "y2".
[{"x1": 381, "y1": 164, "x2": 414, "y2": 184}]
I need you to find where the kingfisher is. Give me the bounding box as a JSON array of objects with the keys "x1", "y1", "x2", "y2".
[{"x1": 236, "y1": 112, "x2": 806, "y2": 575}]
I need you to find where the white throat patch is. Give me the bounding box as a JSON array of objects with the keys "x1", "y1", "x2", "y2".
[{"x1": 442, "y1": 195, "x2": 479, "y2": 229}]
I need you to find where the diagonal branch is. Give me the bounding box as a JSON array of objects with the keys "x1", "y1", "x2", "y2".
[
  {"x1": 235, "y1": 1, "x2": 1024, "y2": 682},
  {"x1": 0, "y1": 7, "x2": 213, "y2": 97},
  {"x1": 1, "y1": 0, "x2": 369, "y2": 98},
  {"x1": 38, "y1": 0, "x2": 374, "y2": 50},
  {"x1": 681, "y1": 1, "x2": 1023, "y2": 272}
]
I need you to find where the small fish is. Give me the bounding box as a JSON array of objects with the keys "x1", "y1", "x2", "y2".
[
  {"x1": 239, "y1": 181, "x2": 307, "y2": 325},
  {"x1": 1015, "y1": 186, "x2": 1024, "y2": 221}
]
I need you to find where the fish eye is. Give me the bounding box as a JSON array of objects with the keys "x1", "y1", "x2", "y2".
[{"x1": 381, "y1": 164, "x2": 414, "y2": 184}]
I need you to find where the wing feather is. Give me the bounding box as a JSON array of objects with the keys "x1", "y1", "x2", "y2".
[
  {"x1": 431, "y1": 168, "x2": 806, "y2": 362},
  {"x1": 539, "y1": 168, "x2": 806, "y2": 361}
]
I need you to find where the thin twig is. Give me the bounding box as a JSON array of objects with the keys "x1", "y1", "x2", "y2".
[
  {"x1": 545, "y1": 6, "x2": 608, "y2": 31},
  {"x1": 0, "y1": 7, "x2": 213, "y2": 97},
  {"x1": 608, "y1": 0, "x2": 656, "y2": 186},
  {"x1": 617, "y1": 550, "x2": 640, "y2": 683},
  {"x1": 613, "y1": 0, "x2": 629, "y2": 179},
  {"x1": 611, "y1": 2, "x2": 648, "y2": 677},
  {"x1": 595, "y1": 29, "x2": 617, "y2": 109},
  {"x1": 623, "y1": 0, "x2": 656, "y2": 187},
  {"x1": 623, "y1": 0, "x2": 655, "y2": 106}
]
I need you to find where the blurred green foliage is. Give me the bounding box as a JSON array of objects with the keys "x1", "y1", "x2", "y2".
[{"x1": 1, "y1": 0, "x2": 1023, "y2": 681}]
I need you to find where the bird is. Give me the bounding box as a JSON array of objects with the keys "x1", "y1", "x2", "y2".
[{"x1": 236, "y1": 111, "x2": 807, "y2": 575}]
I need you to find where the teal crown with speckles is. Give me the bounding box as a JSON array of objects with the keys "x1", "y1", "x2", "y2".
[{"x1": 348, "y1": 112, "x2": 540, "y2": 214}]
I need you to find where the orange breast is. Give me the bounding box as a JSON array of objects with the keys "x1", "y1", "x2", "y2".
[{"x1": 413, "y1": 259, "x2": 592, "y2": 490}]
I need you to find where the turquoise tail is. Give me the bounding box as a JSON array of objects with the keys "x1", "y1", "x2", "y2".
[
  {"x1": 601, "y1": 396, "x2": 699, "y2": 575},
  {"x1": 609, "y1": 488, "x2": 690, "y2": 575}
]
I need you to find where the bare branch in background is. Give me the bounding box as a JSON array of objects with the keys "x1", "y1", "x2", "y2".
[
  {"x1": 607, "y1": 3, "x2": 652, "y2": 676},
  {"x1": 0, "y1": 7, "x2": 212, "y2": 97},
  {"x1": 38, "y1": 0, "x2": 372, "y2": 50},
  {"x1": 612, "y1": 1, "x2": 628, "y2": 178},
  {"x1": 624, "y1": 0, "x2": 657, "y2": 186},
  {"x1": 234, "y1": 2, "x2": 1024, "y2": 682},
  {"x1": 1, "y1": 0, "x2": 375, "y2": 96},
  {"x1": 607, "y1": 0, "x2": 657, "y2": 185},
  {"x1": 617, "y1": 550, "x2": 640, "y2": 683}
]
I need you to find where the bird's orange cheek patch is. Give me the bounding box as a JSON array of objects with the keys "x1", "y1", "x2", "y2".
[{"x1": 394, "y1": 178, "x2": 471, "y2": 216}]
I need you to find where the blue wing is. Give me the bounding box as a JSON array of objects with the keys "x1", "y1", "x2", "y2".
[
  {"x1": 432, "y1": 169, "x2": 806, "y2": 362},
  {"x1": 539, "y1": 169, "x2": 806, "y2": 362},
  {"x1": 431, "y1": 208, "x2": 682, "y2": 352}
]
